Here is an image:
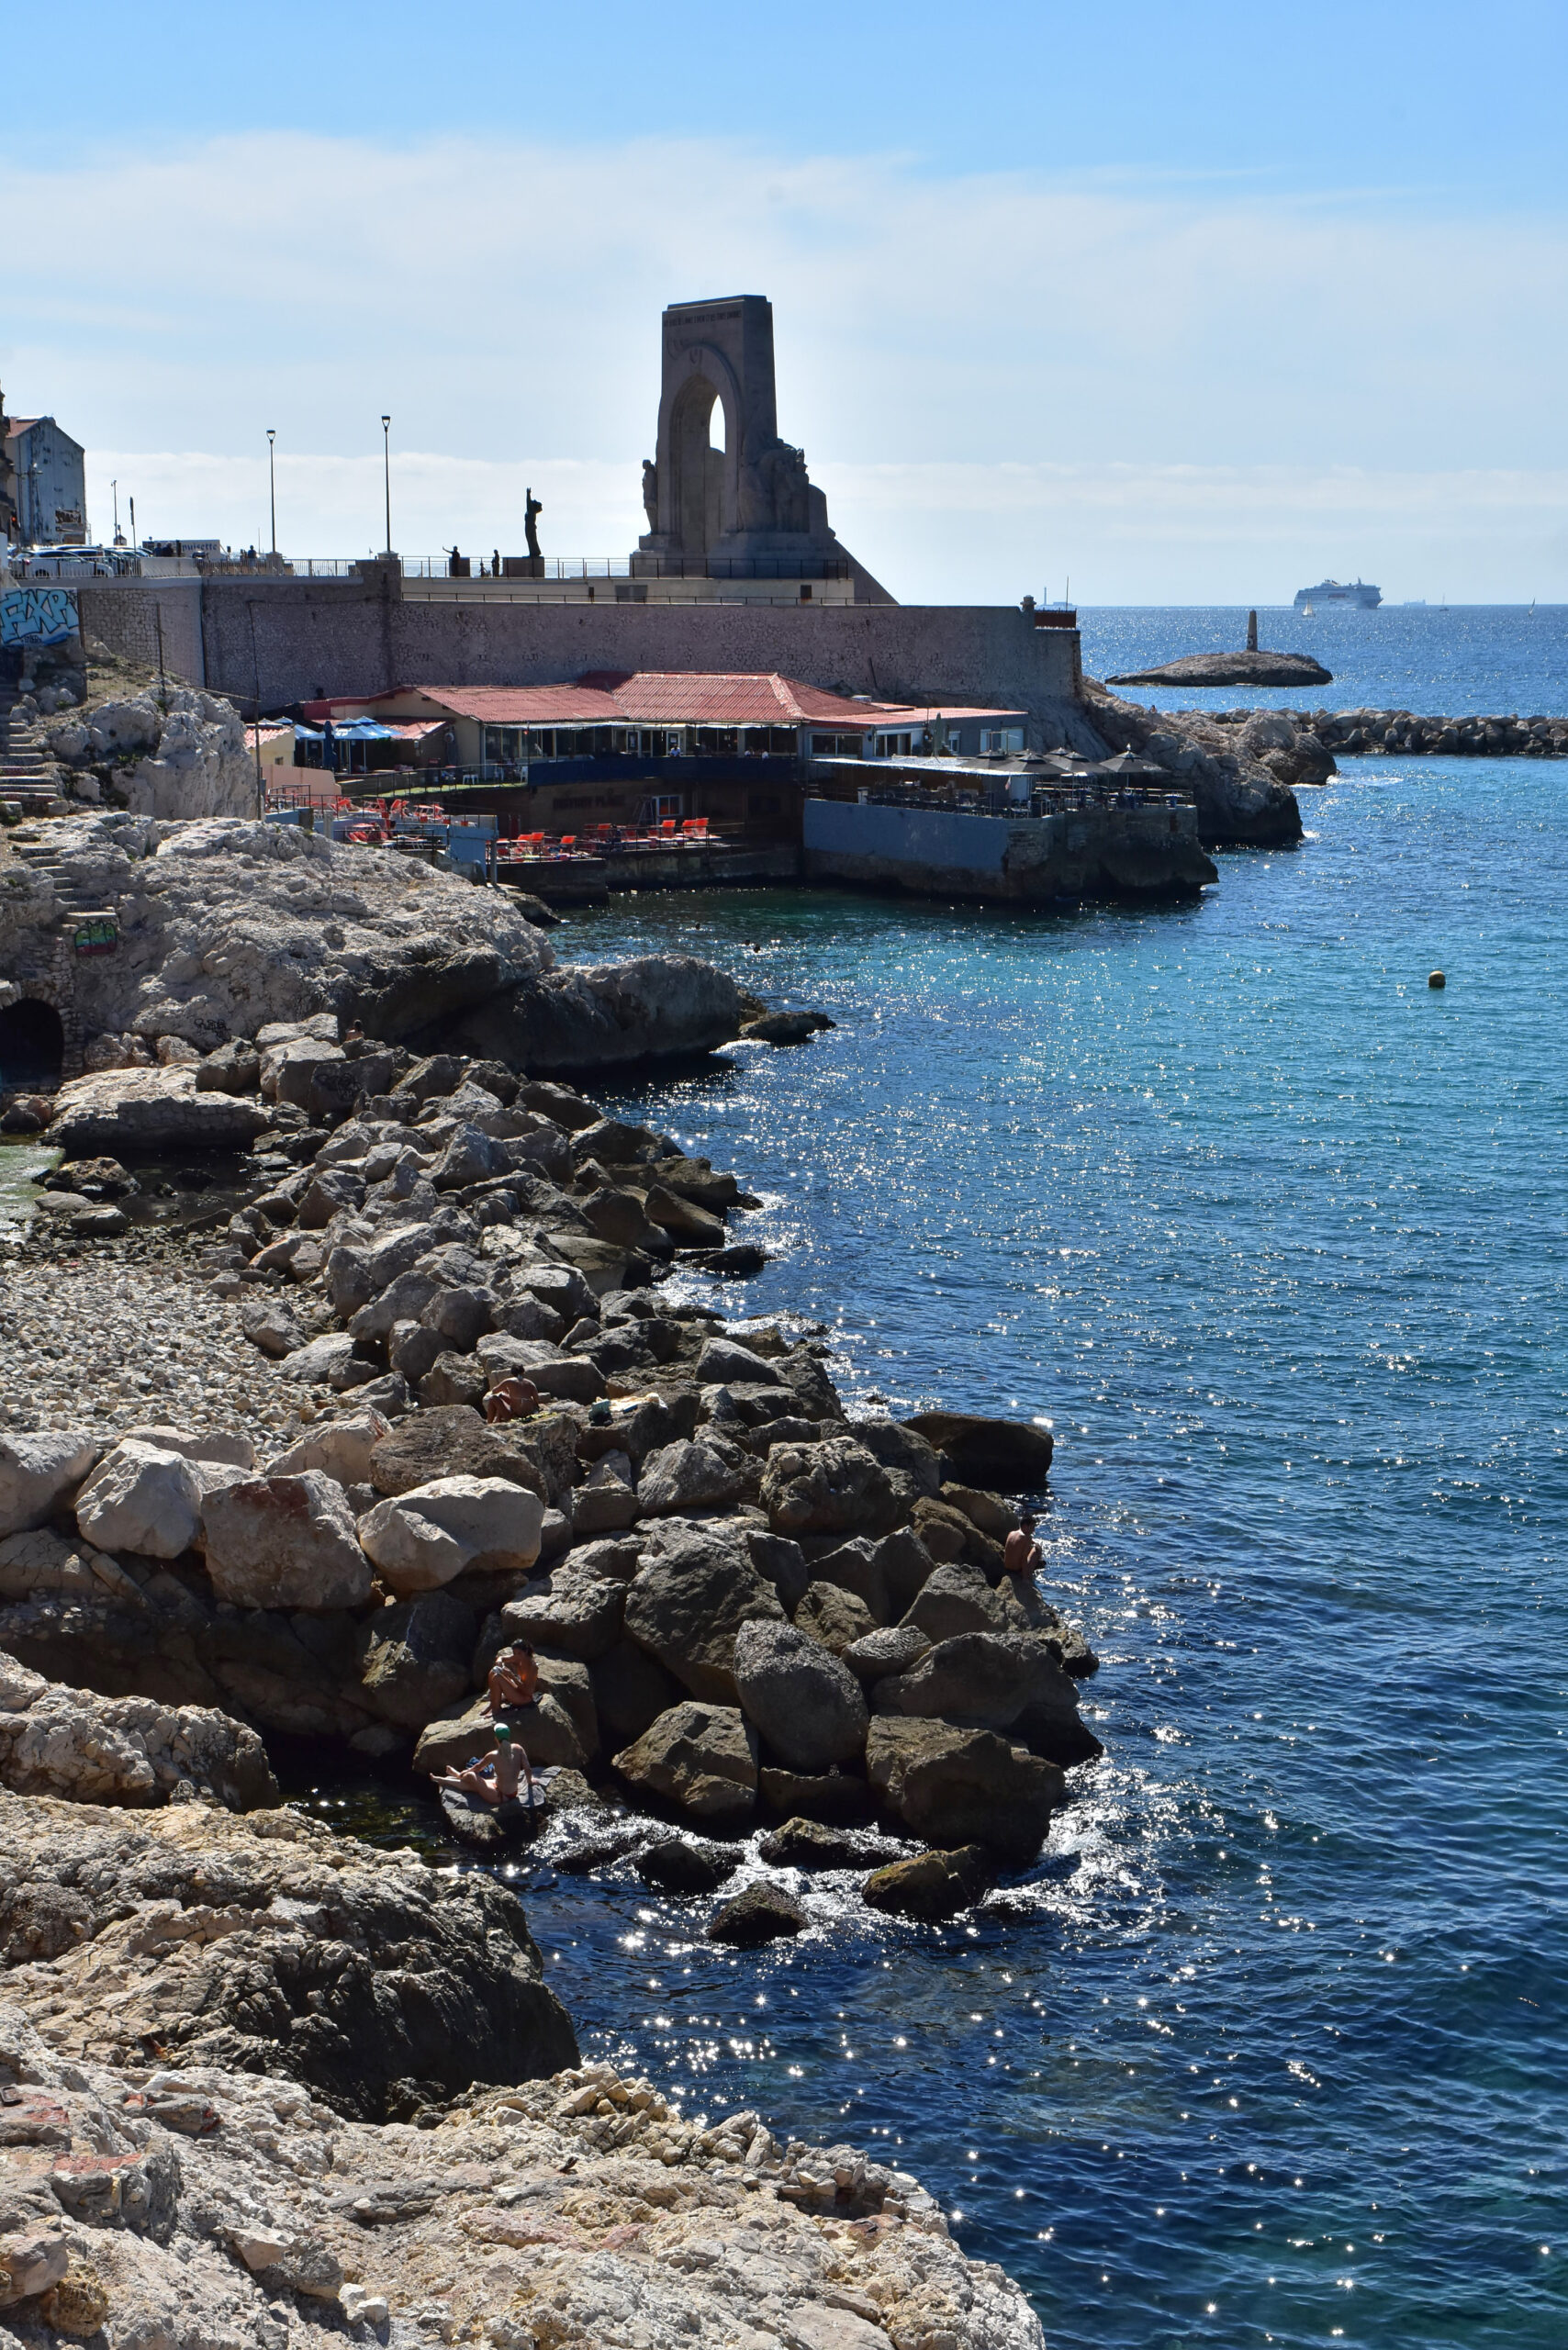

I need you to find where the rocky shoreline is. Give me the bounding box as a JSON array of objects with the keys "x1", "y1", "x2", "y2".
[
  {"x1": 0, "y1": 815, "x2": 1086, "y2": 2342},
  {"x1": 0, "y1": 1796, "x2": 1044, "y2": 2347}
]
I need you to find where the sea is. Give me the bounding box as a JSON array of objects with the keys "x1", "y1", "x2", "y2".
[{"x1": 321, "y1": 608, "x2": 1566, "y2": 2349}]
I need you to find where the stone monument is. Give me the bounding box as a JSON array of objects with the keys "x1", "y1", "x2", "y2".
[{"x1": 634, "y1": 296, "x2": 890, "y2": 599}]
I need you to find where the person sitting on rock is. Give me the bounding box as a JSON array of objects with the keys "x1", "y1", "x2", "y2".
[
  {"x1": 487, "y1": 1641, "x2": 539, "y2": 1714},
  {"x1": 432, "y1": 1719, "x2": 530, "y2": 1807},
  {"x1": 485, "y1": 1374, "x2": 541, "y2": 1425},
  {"x1": 1002, "y1": 1512, "x2": 1044, "y2": 1579}
]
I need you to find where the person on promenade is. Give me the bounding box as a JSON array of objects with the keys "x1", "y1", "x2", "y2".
[
  {"x1": 1002, "y1": 1512, "x2": 1044, "y2": 1580},
  {"x1": 487, "y1": 1642, "x2": 539, "y2": 1715},
  {"x1": 431, "y1": 1720, "x2": 531, "y2": 1807}
]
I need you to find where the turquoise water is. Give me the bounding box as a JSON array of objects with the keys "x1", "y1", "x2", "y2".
[{"x1": 513, "y1": 723, "x2": 1568, "y2": 2349}]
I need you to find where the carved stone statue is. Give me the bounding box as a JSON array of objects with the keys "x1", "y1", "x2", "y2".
[
  {"x1": 642, "y1": 459, "x2": 658, "y2": 532},
  {"x1": 524, "y1": 489, "x2": 543, "y2": 561}
]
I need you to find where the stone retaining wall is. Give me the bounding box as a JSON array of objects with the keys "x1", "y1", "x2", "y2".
[{"x1": 73, "y1": 575, "x2": 1084, "y2": 737}]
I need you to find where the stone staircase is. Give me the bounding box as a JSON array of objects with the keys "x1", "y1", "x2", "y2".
[{"x1": 0, "y1": 686, "x2": 67, "y2": 813}]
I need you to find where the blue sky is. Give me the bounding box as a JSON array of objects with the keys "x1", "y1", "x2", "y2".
[{"x1": 8, "y1": 1, "x2": 1567, "y2": 599}]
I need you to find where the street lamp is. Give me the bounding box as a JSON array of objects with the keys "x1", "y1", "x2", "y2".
[
  {"x1": 381, "y1": 414, "x2": 392, "y2": 557},
  {"x1": 266, "y1": 430, "x2": 276, "y2": 555}
]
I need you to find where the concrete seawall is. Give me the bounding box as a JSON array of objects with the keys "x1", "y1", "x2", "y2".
[{"x1": 802, "y1": 796, "x2": 1215, "y2": 902}]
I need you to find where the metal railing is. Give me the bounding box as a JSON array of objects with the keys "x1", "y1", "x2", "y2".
[{"x1": 844, "y1": 781, "x2": 1196, "y2": 817}]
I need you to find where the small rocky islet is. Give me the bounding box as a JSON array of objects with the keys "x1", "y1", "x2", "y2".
[{"x1": 0, "y1": 814, "x2": 1085, "y2": 2346}]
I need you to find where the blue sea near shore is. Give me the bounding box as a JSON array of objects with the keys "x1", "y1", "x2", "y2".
[
  {"x1": 1079, "y1": 600, "x2": 1568, "y2": 719},
  {"x1": 322, "y1": 611, "x2": 1564, "y2": 2350}
]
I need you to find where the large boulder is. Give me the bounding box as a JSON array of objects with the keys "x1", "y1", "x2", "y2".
[
  {"x1": 73, "y1": 1440, "x2": 205, "y2": 1561},
  {"x1": 902, "y1": 1561, "x2": 1010, "y2": 1642},
  {"x1": 904, "y1": 1411, "x2": 1054, "y2": 1489},
  {"x1": 761, "y1": 1438, "x2": 900, "y2": 1539},
  {"x1": 636, "y1": 1437, "x2": 747, "y2": 1517},
  {"x1": 0, "y1": 1434, "x2": 102, "y2": 1540},
  {"x1": 366, "y1": 1405, "x2": 549, "y2": 1501},
  {"x1": 621, "y1": 1523, "x2": 784, "y2": 1702},
  {"x1": 201, "y1": 1472, "x2": 372, "y2": 1610},
  {"x1": 456, "y1": 955, "x2": 744, "y2": 1073},
  {"x1": 866, "y1": 1718, "x2": 1067, "y2": 1863},
  {"x1": 500, "y1": 1564, "x2": 625, "y2": 1662},
  {"x1": 0, "y1": 1792, "x2": 577, "y2": 2115},
  {"x1": 862, "y1": 1846, "x2": 996, "y2": 1923},
  {"x1": 872, "y1": 1630, "x2": 1103, "y2": 1766},
  {"x1": 46, "y1": 1067, "x2": 271, "y2": 1156},
  {"x1": 355, "y1": 1594, "x2": 476, "y2": 1729},
  {"x1": 266, "y1": 1410, "x2": 391, "y2": 1488},
  {"x1": 733, "y1": 1620, "x2": 868, "y2": 1772},
  {"x1": 613, "y1": 1702, "x2": 759, "y2": 1828},
  {"x1": 359, "y1": 1477, "x2": 543, "y2": 1594},
  {"x1": 794, "y1": 1582, "x2": 877, "y2": 1656},
  {"x1": 0, "y1": 1654, "x2": 278, "y2": 1811}
]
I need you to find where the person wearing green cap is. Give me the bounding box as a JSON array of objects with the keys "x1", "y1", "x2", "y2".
[{"x1": 431, "y1": 1718, "x2": 531, "y2": 1807}]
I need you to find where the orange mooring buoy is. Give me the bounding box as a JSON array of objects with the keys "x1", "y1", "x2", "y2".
[{"x1": 1428, "y1": 970, "x2": 1446, "y2": 989}]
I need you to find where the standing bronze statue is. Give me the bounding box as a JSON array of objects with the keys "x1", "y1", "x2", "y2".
[{"x1": 524, "y1": 488, "x2": 543, "y2": 561}]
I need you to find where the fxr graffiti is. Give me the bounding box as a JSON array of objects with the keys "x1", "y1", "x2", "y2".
[{"x1": 0, "y1": 588, "x2": 80, "y2": 648}]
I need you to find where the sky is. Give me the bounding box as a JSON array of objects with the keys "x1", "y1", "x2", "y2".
[{"x1": 6, "y1": 0, "x2": 1567, "y2": 602}]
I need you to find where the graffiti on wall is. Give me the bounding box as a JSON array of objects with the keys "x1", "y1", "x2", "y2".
[{"x1": 0, "y1": 588, "x2": 80, "y2": 648}]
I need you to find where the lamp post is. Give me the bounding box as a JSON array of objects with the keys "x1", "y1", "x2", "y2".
[
  {"x1": 381, "y1": 414, "x2": 392, "y2": 558},
  {"x1": 266, "y1": 429, "x2": 276, "y2": 555}
]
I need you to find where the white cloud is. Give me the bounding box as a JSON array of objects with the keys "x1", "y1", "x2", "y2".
[{"x1": 15, "y1": 130, "x2": 1568, "y2": 599}]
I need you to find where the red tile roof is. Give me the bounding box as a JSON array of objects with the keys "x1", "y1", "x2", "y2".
[{"x1": 302, "y1": 674, "x2": 1025, "y2": 730}]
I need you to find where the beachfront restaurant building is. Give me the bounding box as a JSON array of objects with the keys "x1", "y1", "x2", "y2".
[{"x1": 295, "y1": 672, "x2": 1030, "y2": 843}]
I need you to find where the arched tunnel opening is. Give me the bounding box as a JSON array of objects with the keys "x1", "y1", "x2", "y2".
[{"x1": 0, "y1": 999, "x2": 65, "y2": 1093}]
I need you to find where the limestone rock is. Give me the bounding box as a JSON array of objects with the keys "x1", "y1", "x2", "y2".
[
  {"x1": 793, "y1": 1581, "x2": 877, "y2": 1656},
  {"x1": 872, "y1": 1629, "x2": 1103, "y2": 1766},
  {"x1": 500, "y1": 1564, "x2": 625, "y2": 1662},
  {"x1": 239, "y1": 1296, "x2": 309, "y2": 1357},
  {"x1": 201, "y1": 1472, "x2": 372, "y2": 1610},
  {"x1": 73, "y1": 1439, "x2": 205, "y2": 1561},
  {"x1": 613, "y1": 1701, "x2": 760, "y2": 1827},
  {"x1": 635, "y1": 1839, "x2": 739, "y2": 1896},
  {"x1": 571, "y1": 1449, "x2": 640, "y2": 1533},
  {"x1": 761, "y1": 1437, "x2": 900, "y2": 1539},
  {"x1": 359, "y1": 1476, "x2": 543, "y2": 1593},
  {"x1": 636, "y1": 1436, "x2": 747, "y2": 1517},
  {"x1": 758, "y1": 1816, "x2": 898, "y2": 1869},
  {"x1": 0, "y1": 1658, "x2": 278, "y2": 1809},
  {"x1": 0, "y1": 1433, "x2": 102, "y2": 1539},
  {"x1": 622, "y1": 1523, "x2": 784, "y2": 1702},
  {"x1": 47, "y1": 1066, "x2": 273, "y2": 1157},
  {"x1": 0, "y1": 1794, "x2": 577, "y2": 2113},
  {"x1": 696, "y1": 1335, "x2": 784, "y2": 1387},
  {"x1": 265, "y1": 1408, "x2": 390, "y2": 1488},
  {"x1": 355, "y1": 1594, "x2": 477, "y2": 1729},
  {"x1": 862, "y1": 1845, "x2": 996, "y2": 1923},
  {"x1": 733, "y1": 1619, "x2": 868, "y2": 1772},
  {"x1": 757, "y1": 1766, "x2": 875, "y2": 1826},
  {"x1": 706, "y1": 1883, "x2": 806, "y2": 1947},
  {"x1": 866, "y1": 1718, "x2": 1066, "y2": 1863},
  {"x1": 457, "y1": 953, "x2": 744, "y2": 1073},
  {"x1": 845, "y1": 1623, "x2": 932, "y2": 1682},
  {"x1": 902, "y1": 1561, "x2": 1010, "y2": 1642},
  {"x1": 367, "y1": 1404, "x2": 549, "y2": 1500}
]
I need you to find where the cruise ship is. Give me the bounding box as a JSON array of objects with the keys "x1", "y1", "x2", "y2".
[{"x1": 1294, "y1": 577, "x2": 1382, "y2": 611}]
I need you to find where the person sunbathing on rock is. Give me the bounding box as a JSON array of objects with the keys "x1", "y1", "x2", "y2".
[
  {"x1": 487, "y1": 1641, "x2": 539, "y2": 1714},
  {"x1": 431, "y1": 1720, "x2": 531, "y2": 1807},
  {"x1": 485, "y1": 1374, "x2": 541, "y2": 1425},
  {"x1": 1002, "y1": 1512, "x2": 1045, "y2": 1579}
]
